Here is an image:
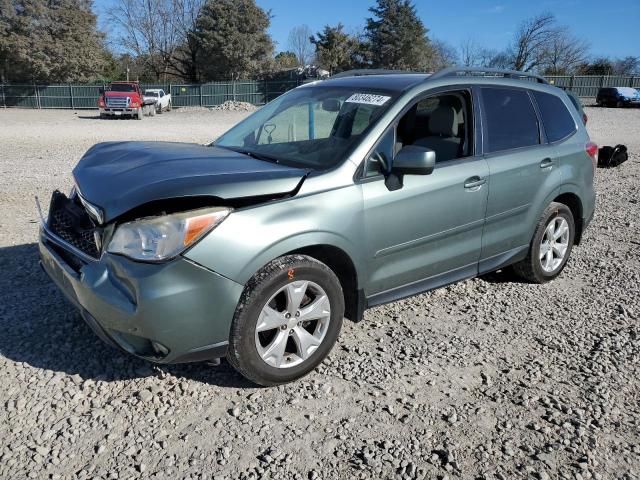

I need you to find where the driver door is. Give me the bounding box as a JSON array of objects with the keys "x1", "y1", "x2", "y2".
[{"x1": 360, "y1": 91, "x2": 489, "y2": 303}]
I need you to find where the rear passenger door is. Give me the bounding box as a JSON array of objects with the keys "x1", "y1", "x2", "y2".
[{"x1": 479, "y1": 87, "x2": 561, "y2": 272}]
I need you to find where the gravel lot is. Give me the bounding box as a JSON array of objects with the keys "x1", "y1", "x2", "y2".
[{"x1": 0, "y1": 106, "x2": 639, "y2": 480}]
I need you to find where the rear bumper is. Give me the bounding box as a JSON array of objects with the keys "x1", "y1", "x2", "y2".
[{"x1": 39, "y1": 227, "x2": 243, "y2": 364}]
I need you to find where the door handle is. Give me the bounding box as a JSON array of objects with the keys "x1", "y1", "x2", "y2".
[
  {"x1": 540, "y1": 158, "x2": 554, "y2": 169},
  {"x1": 464, "y1": 176, "x2": 486, "y2": 189}
]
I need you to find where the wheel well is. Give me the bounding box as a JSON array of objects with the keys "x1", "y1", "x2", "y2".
[
  {"x1": 554, "y1": 193, "x2": 584, "y2": 244},
  {"x1": 288, "y1": 245, "x2": 362, "y2": 322}
]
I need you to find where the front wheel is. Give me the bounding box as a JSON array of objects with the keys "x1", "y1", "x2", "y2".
[
  {"x1": 166, "y1": 100, "x2": 172, "y2": 111},
  {"x1": 227, "y1": 255, "x2": 344, "y2": 386},
  {"x1": 513, "y1": 202, "x2": 575, "y2": 283}
]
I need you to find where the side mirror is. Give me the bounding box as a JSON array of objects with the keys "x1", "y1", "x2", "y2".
[
  {"x1": 393, "y1": 146, "x2": 436, "y2": 175},
  {"x1": 321, "y1": 98, "x2": 341, "y2": 112}
]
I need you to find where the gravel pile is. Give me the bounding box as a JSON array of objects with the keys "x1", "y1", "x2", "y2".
[
  {"x1": 0, "y1": 107, "x2": 638, "y2": 479},
  {"x1": 209, "y1": 101, "x2": 258, "y2": 112}
]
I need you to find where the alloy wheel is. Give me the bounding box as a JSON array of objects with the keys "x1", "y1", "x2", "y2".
[
  {"x1": 539, "y1": 217, "x2": 570, "y2": 273},
  {"x1": 254, "y1": 281, "x2": 331, "y2": 368}
]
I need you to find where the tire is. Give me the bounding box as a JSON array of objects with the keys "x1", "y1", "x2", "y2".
[
  {"x1": 513, "y1": 202, "x2": 575, "y2": 283},
  {"x1": 136, "y1": 108, "x2": 143, "y2": 120},
  {"x1": 227, "y1": 255, "x2": 344, "y2": 386},
  {"x1": 157, "y1": 104, "x2": 163, "y2": 114},
  {"x1": 616, "y1": 100, "x2": 624, "y2": 108},
  {"x1": 167, "y1": 100, "x2": 172, "y2": 112},
  {"x1": 149, "y1": 105, "x2": 156, "y2": 116}
]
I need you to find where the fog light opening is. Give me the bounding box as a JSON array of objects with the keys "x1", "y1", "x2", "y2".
[{"x1": 151, "y1": 341, "x2": 169, "y2": 356}]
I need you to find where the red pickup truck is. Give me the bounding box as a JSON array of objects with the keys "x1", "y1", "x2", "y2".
[{"x1": 98, "y1": 81, "x2": 157, "y2": 119}]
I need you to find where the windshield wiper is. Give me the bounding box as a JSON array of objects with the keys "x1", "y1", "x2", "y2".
[{"x1": 218, "y1": 146, "x2": 280, "y2": 164}]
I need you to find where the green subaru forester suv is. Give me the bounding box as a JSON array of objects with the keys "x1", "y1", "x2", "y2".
[{"x1": 39, "y1": 67, "x2": 596, "y2": 385}]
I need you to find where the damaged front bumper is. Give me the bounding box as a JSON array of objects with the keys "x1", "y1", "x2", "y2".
[{"x1": 38, "y1": 214, "x2": 244, "y2": 364}]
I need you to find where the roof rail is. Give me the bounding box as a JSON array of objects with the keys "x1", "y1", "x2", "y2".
[
  {"x1": 331, "y1": 69, "x2": 426, "y2": 79},
  {"x1": 429, "y1": 66, "x2": 548, "y2": 84}
]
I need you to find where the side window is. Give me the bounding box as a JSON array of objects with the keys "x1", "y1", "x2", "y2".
[
  {"x1": 364, "y1": 128, "x2": 394, "y2": 177},
  {"x1": 481, "y1": 88, "x2": 540, "y2": 153},
  {"x1": 533, "y1": 91, "x2": 577, "y2": 143},
  {"x1": 396, "y1": 91, "x2": 472, "y2": 163}
]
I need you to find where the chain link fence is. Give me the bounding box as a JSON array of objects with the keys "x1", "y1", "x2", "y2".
[{"x1": 1, "y1": 76, "x2": 639, "y2": 109}]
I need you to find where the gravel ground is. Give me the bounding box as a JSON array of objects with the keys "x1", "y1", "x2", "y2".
[{"x1": 0, "y1": 107, "x2": 639, "y2": 480}]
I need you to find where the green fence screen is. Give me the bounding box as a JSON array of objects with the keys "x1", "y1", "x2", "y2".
[
  {"x1": 1, "y1": 76, "x2": 639, "y2": 109},
  {"x1": 0, "y1": 80, "x2": 302, "y2": 109}
]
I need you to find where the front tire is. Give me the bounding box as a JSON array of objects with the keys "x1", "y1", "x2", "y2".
[
  {"x1": 513, "y1": 202, "x2": 575, "y2": 283},
  {"x1": 227, "y1": 255, "x2": 344, "y2": 386}
]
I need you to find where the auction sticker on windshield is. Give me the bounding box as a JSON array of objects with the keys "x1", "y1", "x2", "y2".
[{"x1": 345, "y1": 93, "x2": 391, "y2": 106}]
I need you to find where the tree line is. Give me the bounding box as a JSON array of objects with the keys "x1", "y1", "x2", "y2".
[{"x1": 0, "y1": 0, "x2": 638, "y2": 84}]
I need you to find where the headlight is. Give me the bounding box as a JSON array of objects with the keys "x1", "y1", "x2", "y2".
[{"x1": 107, "y1": 207, "x2": 230, "y2": 262}]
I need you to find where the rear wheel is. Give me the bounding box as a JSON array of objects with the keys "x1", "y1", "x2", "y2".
[
  {"x1": 167, "y1": 100, "x2": 172, "y2": 111},
  {"x1": 513, "y1": 202, "x2": 575, "y2": 283},
  {"x1": 227, "y1": 255, "x2": 344, "y2": 386},
  {"x1": 616, "y1": 100, "x2": 624, "y2": 108}
]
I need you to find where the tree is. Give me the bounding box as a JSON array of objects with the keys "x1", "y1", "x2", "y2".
[
  {"x1": 541, "y1": 28, "x2": 589, "y2": 74},
  {"x1": 364, "y1": 0, "x2": 433, "y2": 70},
  {"x1": 576, "y1": 58, "x2": 614, "y2": 75},
  {"x1": 429, "y1": 39, "x2": 457, "y2": 71},
  {"x1": 459, "y1": 39, "x2": 496, "y2": 67},
  {"x1": 274, "y1": 51, "x2": 298, "y2": 70},
  {"x1": 1, "y1": 0, "x2": 108, "y2": 82},
  {"x1": 287, "y1": 24, "x2": 314, "y2": 66},
  {"x1": 509, "y1": 12, "x2": 557, "y2": 71},
  {"x1": 613, "y1": 56, "x2": 640, "y2": 75},
  {"x1": 195, "y1": 0, "x2": 274, "y2": 80},
  {"x1": 310, "y1": 23, "x2": 361, "y2": 75}
]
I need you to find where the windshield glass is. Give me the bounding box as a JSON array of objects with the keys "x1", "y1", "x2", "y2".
[
  {"x1": 145, "y1": 91, "x2": 159, "y2": 97},
  {"x1": 214, "y1": 85, "x2": 397, "y2": 169},
  {"x1": 111, "y1": 84, "x2": 136, "y2": 92}
]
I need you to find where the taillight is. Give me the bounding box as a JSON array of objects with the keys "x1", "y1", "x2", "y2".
[{"x1": 586, "y1": 142, "x2": 598, "y2": 171}]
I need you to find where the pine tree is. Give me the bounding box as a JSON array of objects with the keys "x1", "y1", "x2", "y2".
[
  {"x1": 0, "y1": 0, "x2": 108, "y2": 82},
  {"x1": 364, "y1": 0, "x2": 432, "y2": 71},
  {"x1": 310, "y1": 23, "x2": 362, "y2": 75},
  {"x1": 195, "y1": 0, "x2": 274, "y2": 80}
]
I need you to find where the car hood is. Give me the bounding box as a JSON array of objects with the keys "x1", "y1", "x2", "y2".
[{"x1": 72, "y1": 141, "x2": 307, "y2": 223}]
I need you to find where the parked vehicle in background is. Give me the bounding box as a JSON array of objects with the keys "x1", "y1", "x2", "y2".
[
  {"x1": 39, "y1": 67, "x2": 596, "y2": 386},
  {"x1": 596, "y1": 87, "x2": 640, "y2": 107},
  {"x1": 144, "y1": 89, "x2": 172, "y2": 114},
  {"x1": 98, "y1": 82, "x2": 157, "y2": 119}
]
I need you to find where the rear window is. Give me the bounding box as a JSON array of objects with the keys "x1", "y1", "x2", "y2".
[
  {"x1": 481, "y1": 88, "x2": 540, "y2": 153},
  {"x1": 533, "y1": 91, "x2": 577, "y2": 143}
]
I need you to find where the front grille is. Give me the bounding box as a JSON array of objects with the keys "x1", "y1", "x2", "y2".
[
  {"x1": 48, "y1": 191, "x2": 100, "y2": 259},
  {"x1": 106, "y1": 96, "x2": 130, "y2": 108}
]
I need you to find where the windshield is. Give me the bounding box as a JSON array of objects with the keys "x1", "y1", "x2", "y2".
[
  {"x1": 145, "y1": 91, "x2": 159, "y2": 97},
  {"x1": 110, "y1": 84, "x2": 136, "y2": 92},
  {"x1": 214, "y1": 85, "x2": 397, "y2": 169},
  {"x1": 616, "y1": 87, "x2": 638, "y2": 97}
]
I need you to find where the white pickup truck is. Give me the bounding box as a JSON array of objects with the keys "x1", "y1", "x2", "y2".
[{"x1": 143, "y1": 89, "x2": 172, "y2": 113}]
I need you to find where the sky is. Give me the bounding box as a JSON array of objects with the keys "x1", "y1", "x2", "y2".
[{"x1": 95, "y1": 0, "x2": 640, "y2": 59}]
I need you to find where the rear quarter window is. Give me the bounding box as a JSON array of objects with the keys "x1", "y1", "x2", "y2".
[
  {"x1": 481, "y1": 87, "x2": 540, "y2": 153},
  {"x1": 533, "y1": 91, "x2": 577, "y2": 143}
]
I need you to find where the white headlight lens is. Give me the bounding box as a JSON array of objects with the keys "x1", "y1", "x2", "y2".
[{"x1": 107, "y1": 207, "x2": 230, "y2": 261}]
